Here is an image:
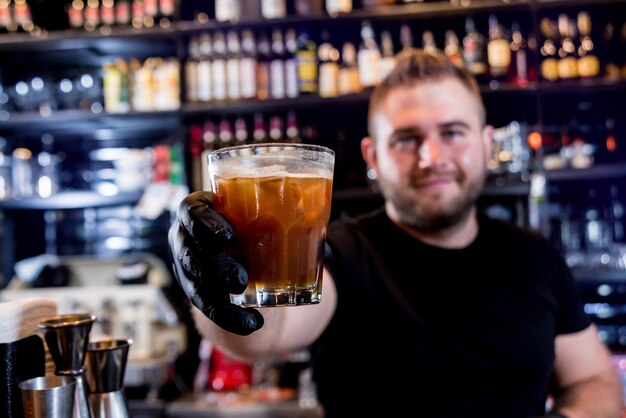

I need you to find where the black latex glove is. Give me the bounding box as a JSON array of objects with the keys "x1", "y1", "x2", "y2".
[{"x1": 168, "y1": 191, "x2": 264, "y2": 336}]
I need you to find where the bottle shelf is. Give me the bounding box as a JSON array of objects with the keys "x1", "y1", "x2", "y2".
[
  {"x1": 5, "y1": 0, "x2": 623, "y2": 51},
  {"x1": 0, "y1": 190, "x2": 142, "y2": 210},
  {"x1": 545, "y1": 163, "x2": 626, "y2": 182}
]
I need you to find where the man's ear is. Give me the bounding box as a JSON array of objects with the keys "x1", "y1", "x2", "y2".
[{"x1": 361, "y1": 136, "x2": 378, "y2": 178}]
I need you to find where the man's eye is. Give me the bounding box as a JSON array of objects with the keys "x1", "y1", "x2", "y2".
[
  {"x1": 390, "y1": 136, "x2": 419, "y2": 152},
  {"x1": 442, "y1": 130, "x2": 463, "y2": 140}
]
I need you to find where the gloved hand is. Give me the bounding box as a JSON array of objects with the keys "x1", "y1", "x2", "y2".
[{"x1": 168, "y1": 191, "x2": 264, "y2": 336}]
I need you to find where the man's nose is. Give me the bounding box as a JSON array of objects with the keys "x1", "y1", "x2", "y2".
[{"x1": 417, "y1": 137, "x2": 440, "y2": 169}]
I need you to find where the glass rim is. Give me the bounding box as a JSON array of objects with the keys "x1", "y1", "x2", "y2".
[{"x1": 207, "y1": 142, "x2": 335, "y2": 158}]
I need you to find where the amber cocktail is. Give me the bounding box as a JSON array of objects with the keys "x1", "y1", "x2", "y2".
[{"x1": 207, "y1": 143, "x2": 335, "y2": 307}]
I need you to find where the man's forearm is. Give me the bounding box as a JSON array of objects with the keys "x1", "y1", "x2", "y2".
[{"x1": 550, "y1": 367, "x2": 624, "y2": 418}]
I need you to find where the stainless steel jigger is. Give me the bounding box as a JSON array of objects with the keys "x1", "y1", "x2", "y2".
[
  {"x1": 84, "y1": 338, "x2": 133, "y2": 418},
  {"x1": 39, "y1": 314, "x2": 97, "y2": 418}
]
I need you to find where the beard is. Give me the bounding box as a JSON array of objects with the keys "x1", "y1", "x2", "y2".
[{"x1": 378, "y1": 168, "x2": 486, "y2": 233}]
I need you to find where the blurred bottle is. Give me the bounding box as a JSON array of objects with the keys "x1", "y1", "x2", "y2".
[
  {"x1": 576, "y1": 11, "x2": 600, "y2": 79},
  {"x1": 463, "y1": 16, "x2": 488, "y2": 84},
  {"x1": 188, "y1": 124, "x2": 203, "y2": 191},
  {"x1": 185, "y1": 36, "x2": 200, "y2": 103},
  {"x1": 444, "y1": 29, "x2": 464, "y2": 68},
  {"x1": 286, "y1": 111, "x2": 302, "y2": 143},
  {"x1": 234, "y1": 116, "x2": 249, "y2": 146},
  {"x1": 239, "y1": 29, "x2": 258, "y2": 100},
  {"x1": 400, "y1": 23, "x2": 414, "y2": 51},
  {"x1": 378, "y1": 30, "x2": 396, "y2": 81},
  {"x1": 326, "y1": 0, "x2": 352, "y2": 17},
  {"x1": 295, "y1": 0, "x2": 323, "y2": 16},
  {"x1": 197, "y1": 32, "x2": 213, "y2": 103},
  {"x1": 539, "y1": 17, "x2": 559, "y2": 82},
  {"x1": 215, "y1": 0, "x2": 241, "y2": 23},
  {"x1": 212, "y1": 31, "x2": 228, "y2": 101},
  {"x1": 337, "y1": 41, "x2": 361, "y2": 95},
  {"x1": 508, "y1": 22, "x2": 532, "y2": 87},
  {"x1": 557, "y1": 13, "x2": 578, "y2": 80},
  {"x1": 284, "y1": 28, "x2": 300, "y2": 98},
  {"x1": 270, "y1": 28, "x2": 287, "y2": 99},
  {"x1": 296, "y1": 28, "x2": 318, "y2": 95},
  {"x1": 421, "y1": 29, "x2": 438, "y2": 55},
  {"x1": 256, "y1": 32, "x2": 272, "y2": 100},
  {"x1": 226, "y1": 30, "x2": 242, "y2": 100},
  {"x1": 487, "y1": 14, "x2": 511, "y2": 85},
  {"x1": 261, "y1": 0, "x2": 286, "y2": 19},
  {"x1": 357, "y1": 21, "x2": 381, "y2": 89},
  {"x1": 318, "y1": 30, "x2": 340, "y2": 98}
]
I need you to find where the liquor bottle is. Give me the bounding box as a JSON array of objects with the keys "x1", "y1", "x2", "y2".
[
  {"x1": 84, "y1": 0, "x2": 100, "y2": 31},
  {"x1": 215, "y1": 0, "x2": 241, "y2": 23},
  {"x1": 378, "y1": 30, "x2": 396, "y2": 81},
  {"x1": 261, "y1": 0, "x2": 286, "y2": 19},
  {"x1": 218, "y1": 118, "x2": 234, "y2": 148},
  {"x1": 256, "y1": 32, "x2": 272, "y2": 100},
  {"x1": 100, "y1": 0, "x2": 116, "y2": 28},
  {"x1": 144, "y1": 0, "x2": 158, "y2": 20},
  {"x1": 326, "y1": 0, "x2": 352, "y2": 17},
  {"x1": 196, "y1": 32, "x2": 213, "y2": 103},
  {"x1": 508, "y1": 22, "x2": 530, "y2": 87},
  {"x1": 115, "y1": 0, "x2": 131, "y2": 26},
  {"x1": 318, "y1": 30, "x2": 340, "y2": 98},
  {"x1": 269, "y1": 115, "x2": 284, "y2": 142},
  {"x1": 400, "y1": 23, "x2": 414, "y2": 51},
  {"x1": 185, "y1": 36, "x2": 200, "y2": 102},
  {"x1": 285, "y1": 111, "x2": 302, "y2": 143},
  {"x1": 295, "y1": 0, "x2": 323, "y2": 16},
  {"x1": 212, "y1": 31, "x2": 228, "y2": 101},
  {"x1": 234, "y1": 116, "x2": 249, "y2": 146},
  {"x1": 226, "y1": 30, "x2": 241, "y2": 100},
  {"x1": 158, "y1": 0, "x2": 174, "y2": 28},
  {"x1": 284, "y1": 28, "x2": 300, "y2": 98},
  {"x1": 270, "y1": 28, "x2": 287, "y2": 99},
  {"x1": 463, "y1": 16, "x2": 488, "y2": 84},
  {"x1": 296, "y1": 28, "x2": 318, "y2": 95},
  {"x1": 444, "y1": 30, "x2": 464, "y2": 68},
  {"x1": 239, "y1": 29, "x2": 258, "y2": 100},
  {"x1": 131, "y1": 0, "x2": 144, "y2": 28},
  {"x1": 200, "y1": 120, "x2": 217, "y2": 189},
  {"x1": 188, "y1": 124, "x2": 203, "y2": 192},
  {"x1": 421, "y1": 30, "x2": 438, "y2": 55},
  {"x1": 252, "y1": 113, "x2": 268, "y2": 143},
  {"x1": 357, "y1": 21, "x2": 381, "y2": 89},
  {"x1": 557, "y1": 14, "x2": 578, "y2": 80},
  {"x1": 576, "y1": 11, "x2": 600, "y2": 79},
  {"x1": 337, "y1": 41, "x2": 362, "y2": 95},
  {"x1": 67, "y1": 0, "x2": 85, "y2": 29},
  {"x1": 539, "y1": 18, "x2": 559, "y2": 82},
  {"x1": 486, "y1": 14, "x2": 511, "y2": 84},
  {"x1": 203, "y1": 120, "x2": 218, "y2": 152}
]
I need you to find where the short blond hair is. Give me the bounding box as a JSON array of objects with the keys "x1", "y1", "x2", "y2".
[{"x1": 368, "y1": 48, "x2": 486, "y2": 138}]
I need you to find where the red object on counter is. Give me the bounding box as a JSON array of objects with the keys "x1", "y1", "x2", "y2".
[{"x1": 207, "y1": 347, "x2": 252, "y2": 392}]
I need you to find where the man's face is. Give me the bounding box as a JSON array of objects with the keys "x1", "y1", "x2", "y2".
[{"x1": 361, "y1": 77, "x2": 493, "y2": 232}]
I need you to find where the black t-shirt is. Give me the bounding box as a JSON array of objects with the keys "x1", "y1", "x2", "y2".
[{"x1": 312, "y1": 208, "x2": 591, "y2": 418}]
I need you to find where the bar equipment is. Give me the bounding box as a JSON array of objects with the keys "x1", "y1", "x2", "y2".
[
  {"x1": 18, "y1": 376, "x2": 76, "y2": 418},
  {"x1": 84, "y1": 338, "x2": 132, "y2": 418},
  {"x1": 38, "y1": 314, "x2": 97, "y2": 418}
]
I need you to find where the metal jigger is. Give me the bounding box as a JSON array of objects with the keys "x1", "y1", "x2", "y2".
[
  {"x1": 84, "y1": 338, "x2": 133, "y2": 418},
  {"x1": 38, "y1": 314, "x2": 97, "y2": 418}
]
